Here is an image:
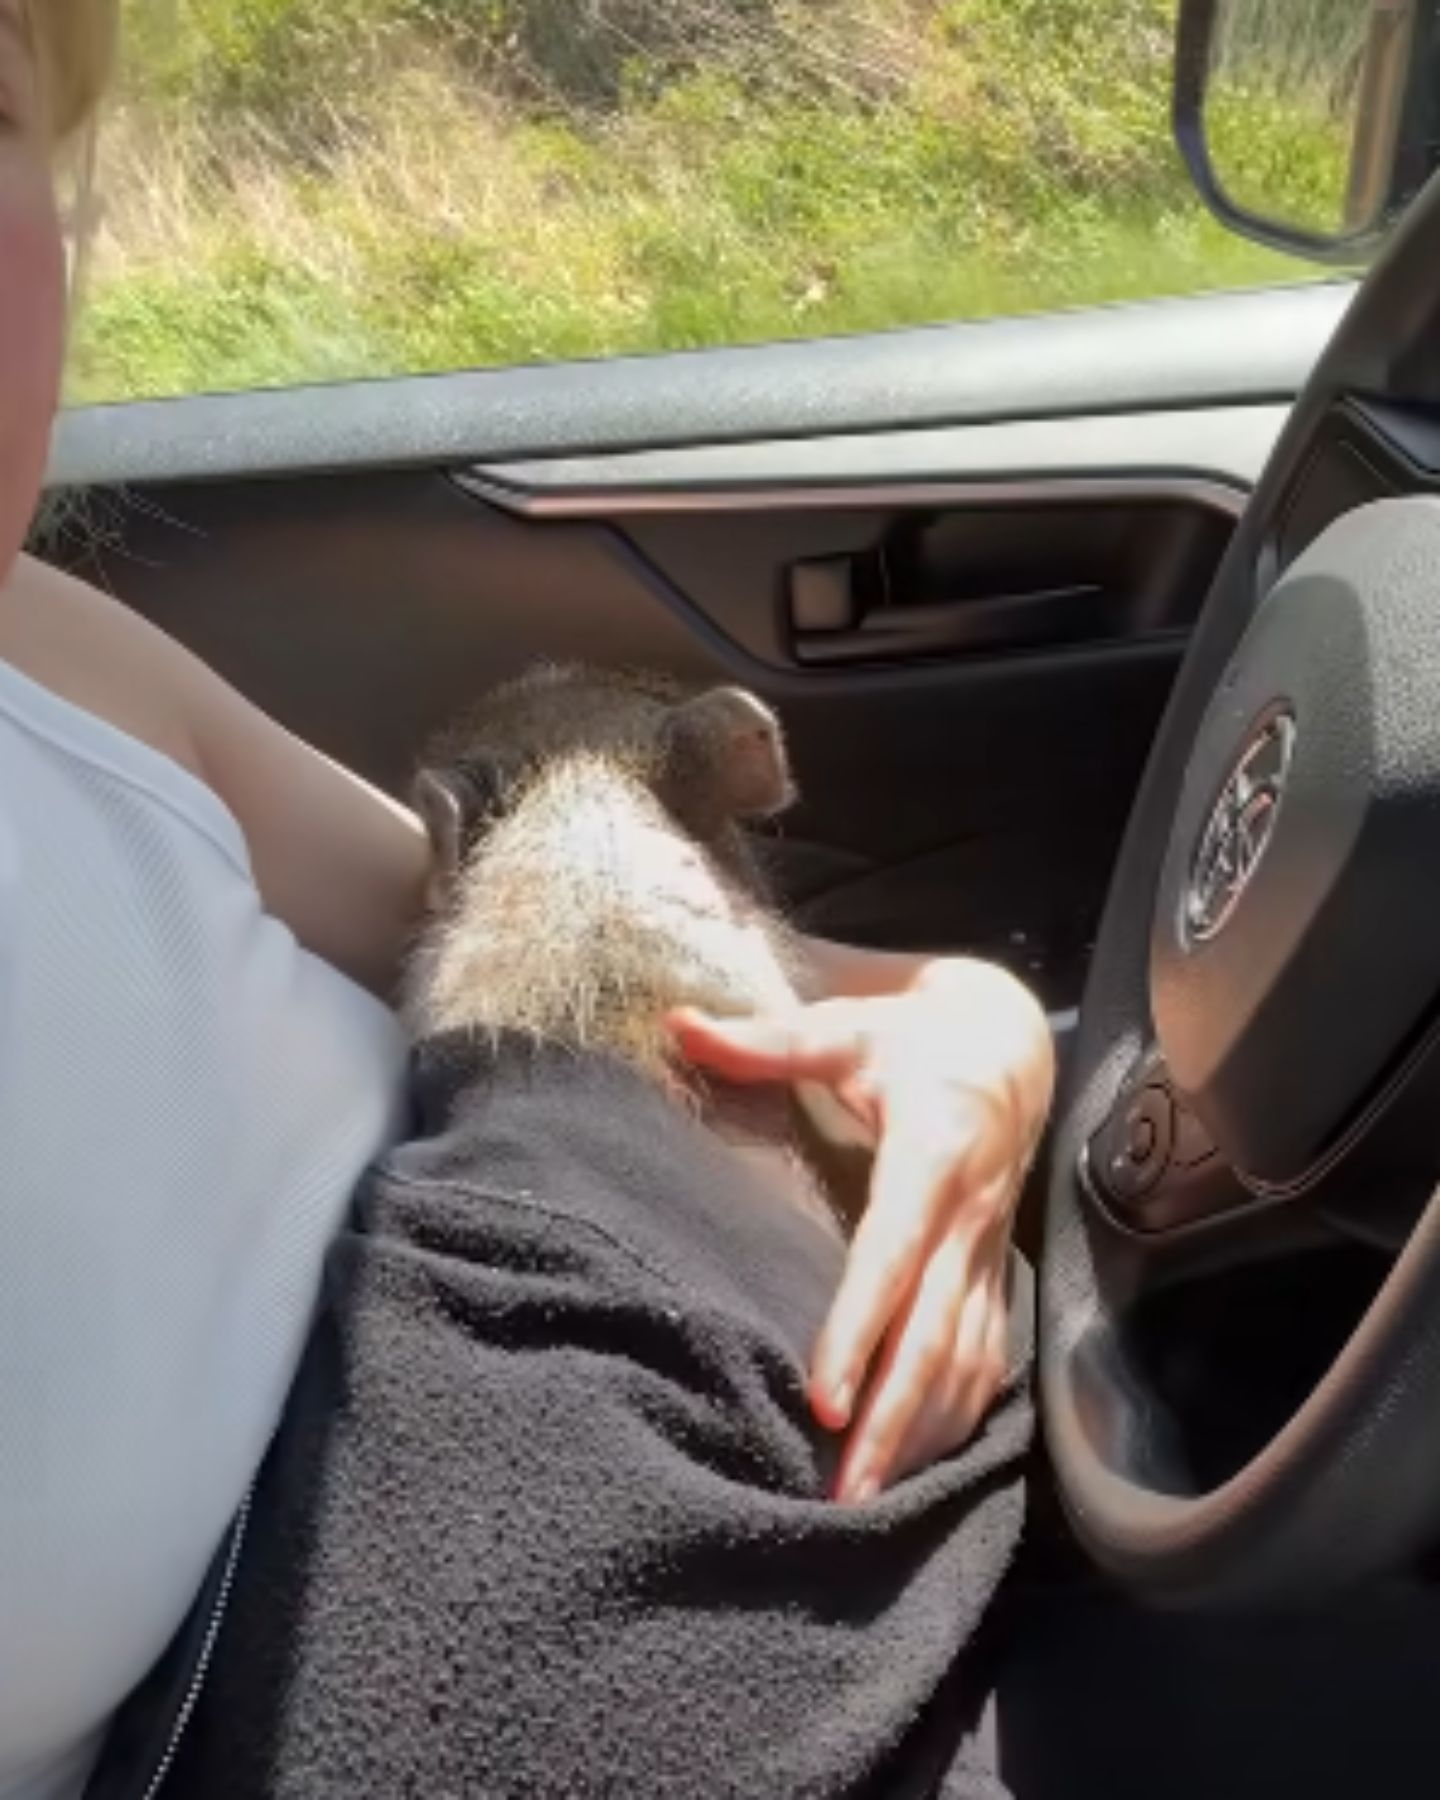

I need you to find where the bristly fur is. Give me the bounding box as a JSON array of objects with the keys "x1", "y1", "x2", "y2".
[
  {"x1": 406, "y1": 752, "x2": 802, "y2": 1085},
  {"x1": 404, "y1": 664, "x2": 856, "y2": 1232}
]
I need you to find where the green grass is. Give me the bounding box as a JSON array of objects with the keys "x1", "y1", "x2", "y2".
[{"x1": 69, "y1": 0, "x2": 1326, "y2": 405}]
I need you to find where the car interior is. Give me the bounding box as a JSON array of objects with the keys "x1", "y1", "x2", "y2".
[{"x1": 37, "y1": 0, "x2": 1440, "y2": 1792}]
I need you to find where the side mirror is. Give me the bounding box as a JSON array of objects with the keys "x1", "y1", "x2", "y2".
[{"x1": 1174, "y1": 0, "x2": 1440, "y2": 263}]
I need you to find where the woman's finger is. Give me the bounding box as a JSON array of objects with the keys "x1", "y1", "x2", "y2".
[
  {"x1": 883, "y1": 1262, "x2": 1011, "y2": 1488},
  {"x1": 943, "y1": 1259, "x2": 1007, "y2": 1438},
  {"x1": 831, "y1": 1225, "x2": 975, "y2": 1501},
  {"x1": 809, "y1": 1102, "x2": 967, "y2": 1427},
  {"x1": 666, "y1": 1001, "x2": 867, "y2": 1087}
]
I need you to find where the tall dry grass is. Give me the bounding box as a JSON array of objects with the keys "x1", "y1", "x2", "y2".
[{"x1": 70, "y1": 0, "x2": 1316, "y2": 403}]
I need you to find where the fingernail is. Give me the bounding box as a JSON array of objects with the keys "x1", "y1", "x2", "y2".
[
  {"x1": 850, "y1": 1474, "x2": 879, "y2": 1504},
  {"x1": 831, "y1": 1378, "x2": 855, "y2": 1421}
]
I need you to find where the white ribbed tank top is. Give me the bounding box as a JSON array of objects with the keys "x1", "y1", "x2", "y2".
[{"x1": 0, "y1": 657, "x2": 407, "y2": 1799}]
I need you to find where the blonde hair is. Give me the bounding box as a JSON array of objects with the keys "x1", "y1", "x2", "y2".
[
  {"x1": 22, "y1": 0, "x2": 119, "y2": 552},
  {"x1": 25, "y1": 0, "x2": 119, "y2": 144}
]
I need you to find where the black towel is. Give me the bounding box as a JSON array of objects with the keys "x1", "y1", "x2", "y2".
[{"x1": 168, "y1": 1035, "x2": 1032, "y2": 1799}]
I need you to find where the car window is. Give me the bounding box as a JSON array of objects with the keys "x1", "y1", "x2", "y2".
[{"x1": 69, "y1": 0, "x2": 1324, "y2": 406}]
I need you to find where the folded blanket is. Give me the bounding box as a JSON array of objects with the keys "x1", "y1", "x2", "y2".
[{"x1": 169, "y1": 1035, "x2": 1032, "y2": 1799}]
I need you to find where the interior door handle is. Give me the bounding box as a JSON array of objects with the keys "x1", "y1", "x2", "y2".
[{"x1": 792, "y1": 581, "x2": 1106, "y2": 666}]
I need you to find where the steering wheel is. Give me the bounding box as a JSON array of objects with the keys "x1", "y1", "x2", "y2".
[{"x1": 1043, "y1": 168, "x2": 1440, "y2": 1607}]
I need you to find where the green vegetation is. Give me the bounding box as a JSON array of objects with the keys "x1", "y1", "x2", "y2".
[
  {"x1": 71, "y1": 0, "x2": 1323, "y2": 404},
  {"x1": 1204, "y1": 0, "x2": 1372, "y2": 238}
]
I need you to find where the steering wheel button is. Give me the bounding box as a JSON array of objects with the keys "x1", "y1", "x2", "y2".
[
  {"x1": 1125, "y1": 1112, "x2": 1158, "y2": 1162},
  {"x1": 1171, "y1": 1100, "x2": 1217, "y2": 1167},
  {"x1": 1132, "y1": 1087, "x2": 1175, "y2": 1158},
  {"x1": 1092, "y1": 1084, "x2": 1175, "y2": 1203},
  {"x1": 1106, "y1": 1152, "x2": 1164, "y2": 1202}
]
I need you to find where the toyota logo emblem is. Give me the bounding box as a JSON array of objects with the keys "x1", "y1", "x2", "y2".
[{"x1": 1185, "y1": 710, "x2": 1296, "y2": 946}]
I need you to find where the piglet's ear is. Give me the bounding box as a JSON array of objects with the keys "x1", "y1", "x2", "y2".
[
  {"x1": 412, "y1": 764, "x2": 498, "y2": 892},
  {"x1": 662, "y1": 687, "x2": 796, "y2": 834},
  {"x1": 413, "y1": 770, "x2": 471, "y2": 893}
]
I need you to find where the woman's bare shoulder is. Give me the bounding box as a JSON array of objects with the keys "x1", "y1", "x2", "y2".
[
  {"x1": 0, "y1": 553, "x2": 428, "y2": 997},
  {"x1": 0, "y1": 553, "x2": 201, "y2": 773}
]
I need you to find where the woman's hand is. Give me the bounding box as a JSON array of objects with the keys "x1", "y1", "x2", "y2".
[{"x1": 670, "y1": 953, "x2": 1054, "y2": 1502}]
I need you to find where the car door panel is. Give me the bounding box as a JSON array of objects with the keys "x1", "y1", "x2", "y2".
[
  {"x1": 468, "y1": 404, "x2": 1286, "y2": 501},
  {"x1": 45, "y1": 287, "x2": 1344, "y2": 1010},
  {"x1": 61, "y1": 468, "x2": 1202, "y2": 1009},
  {"x1": 48, "y1": 284, "x2": 1345, "y2": 489}
]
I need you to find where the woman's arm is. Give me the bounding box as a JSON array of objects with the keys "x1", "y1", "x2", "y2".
[
  {"x1": 0, "y1": 550, "x2": 1046, "y2": 1046},
  {"x1": 800, "y1": 934, "x2": 954, "y2": 1000},
  {"x1": 0, "y1": 555, "x2": 430, "y2": 997},
  {"x1": 189, "y1": 683, "x2": 429, "y2": 1001},
  {"x1": 674, "y1": 938, "x2": 1055, "y2": 1498}
]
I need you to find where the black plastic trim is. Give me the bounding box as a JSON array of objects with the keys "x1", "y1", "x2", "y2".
[
  {"x1": 48, "y1": 287, "x2": 1348, "y2": 493},
  {"x1": 467, "y1": 407, "x2": 1285, "y2": 511}
]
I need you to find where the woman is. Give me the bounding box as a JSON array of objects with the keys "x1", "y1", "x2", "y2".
[{"x1": 0, "y1": 5, "x2": 1054, "y2": 1796}]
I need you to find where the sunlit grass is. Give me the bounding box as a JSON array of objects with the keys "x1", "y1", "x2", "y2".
[{"x1": 69, "y1": 0, "x2": 1321, "y2": 404}]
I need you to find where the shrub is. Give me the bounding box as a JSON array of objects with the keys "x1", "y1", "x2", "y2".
[{"x1": 75, "y1": 0, "x2": 1312, "y2": 403}]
